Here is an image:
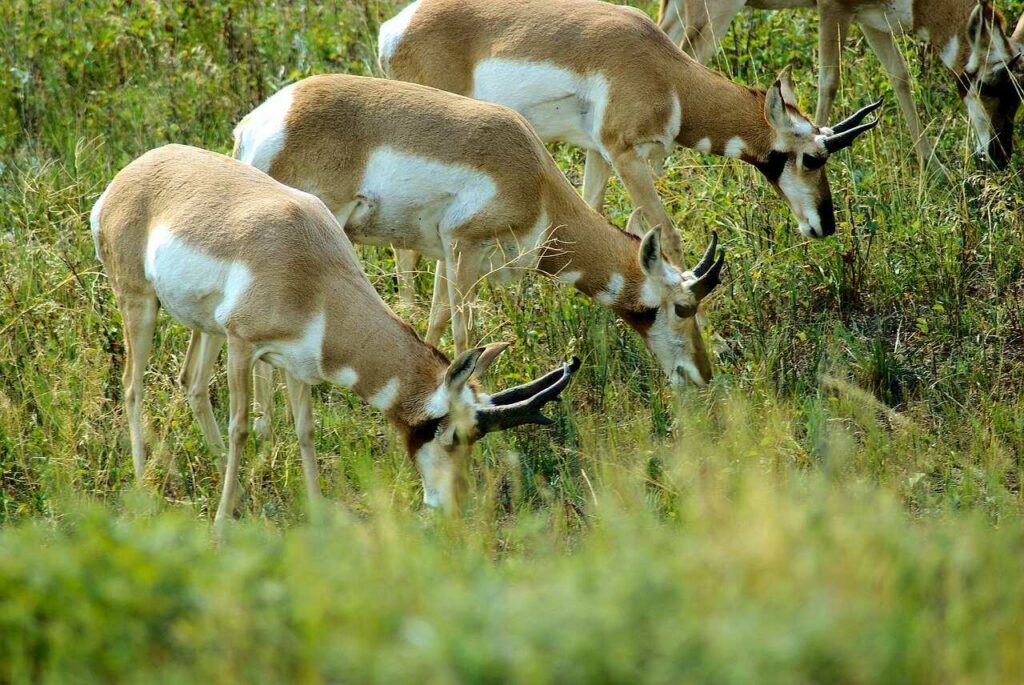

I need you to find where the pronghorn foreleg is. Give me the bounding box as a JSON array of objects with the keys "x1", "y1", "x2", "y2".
[
  {"x1": 284, "y1": 372, "x2": 321, "y2": 519},
  {"x1": 582, "y1": 149, "x2": 613, "y2": 212},
  {"x1": 396, "y1": 249, "x2": 421, "y2": 305},
  {"x1": 443, "y1": 241, "x2": 483, "y2": 355},
  {"x1": 815, "y1": 8, "x2": 852, "y2": 126},
  {"x1": 184, "y1": 331, "x2": 227, "y2": 461},
  {"x1": 178, "y1": 329, "x2": 201, "y2": 388},
  {"x1": 860, "y1": 25, "x2": 934, "y2": 169},
  {"x1": 680, "y1": 0, "x2": 748, "y2": 63},
  {"x1": 612, "y1": 148, "x2": 685, "y2": 266},
  {"x1": 425, "y1": 259, "x2": 452, "y2": 346},
  {"x1": 214, "y1": 336, "x2": 254, "y2": 532},
  {"x1": 117, "y1": 293, "x2": 158, "y2": 481}
]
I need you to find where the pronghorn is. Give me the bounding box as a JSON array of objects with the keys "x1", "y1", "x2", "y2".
[
  {"x1": 222, "y1": 73, "x2": 726, "y2": 424},
  {"x1": 91, "y1": 144, "x2": 577, "y2": 523},
  {"x1": 659, "y1": 0, "x2": 1024, "y2": 168},
  {"x1": 378, "y1": 0, "x2": 881, "y2": 268}
]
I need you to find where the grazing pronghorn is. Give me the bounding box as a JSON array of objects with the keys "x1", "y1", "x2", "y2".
[
  {"x1": 223, "y1": 73, "x2": 726, "y2": 422},
  {"x1": 378, "y1": 0, "x2": 881, "y2": 266},
  {"x1": 658, "y1": 0, "x2": 1024, "y2": 168},
  {"x1": 91, "y1": 144, "x2": 577, "y2": 523}
]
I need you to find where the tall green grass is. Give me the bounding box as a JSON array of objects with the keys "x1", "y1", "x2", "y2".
[{"x1": 1, "y1": 1, "x2": 1023, "y2": 681}]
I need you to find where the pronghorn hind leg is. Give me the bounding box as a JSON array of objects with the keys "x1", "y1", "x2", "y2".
[
  {"x1": 284, "y1": 372, "x2": 321, "y2": 521},
  {"x1": 612, "y1": 147, "x2": 685, "y2": 267},
  {"x1": 814, "y1": 9, "x2": 852, "y2": 126},
  {"x1": 184, "y1": 331, "x2": 227, "y2": 461},
  {"x1": 178, "y1": 329, "x2": 201, "y2": 388},
  {"x1": 425, "y1": 259, "x2": 452, "y2": 347},
  {"x1": 252, "y1": 361, "x2": 275, "y2": 444},
  {"x1": 680, "y1": 0, "x2": 747, "y2": 63},
  {"x1": 396, "y1": 249, "x2": 421, "y2": 306},
  {"x1": 443, "y1": 242, "x2": 483, "y2": 355},
  {"x1": 214, "y1": 336, "x2": 254, "y2": 533},
  {"x1": 582, "y1": 149, "x2": 613, "y2": 212},
  {"x1": 117, "y1": 293, "x2": 158, "y2": 482},
  {"x1": 860, "y1": 25, "x2": 934, "y2": 169}
]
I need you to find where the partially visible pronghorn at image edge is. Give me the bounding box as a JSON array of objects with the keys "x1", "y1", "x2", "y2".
[
  {"x1": 91, "y1": 144, "x2": 578, "y2": 524},
  {"x1": 659, "y1": 0, "x2": 1024, "y2": 168},
  {"x1": 378, "y1": 0, "x2": 881, "y2": 267}
]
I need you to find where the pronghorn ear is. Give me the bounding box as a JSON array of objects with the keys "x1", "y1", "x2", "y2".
[
  {"x1": 968, "y1": 1, "x2": 1009, "y2": 61},
  {"x1": 638, "y1": 229, "x2": 663, "y2": 276},
  {"x1": 445, "y1": 347, "x2": 484, "y2": 394},
  {"x1": 764, "y1": 80, "x2": 791, "y2": 132},
  {"x1": 625, "y1": 208, "x2": 647, "y2": 238},
  {"x1": 777, "y1": 64, "x2": 799, "y2": 109},
  {"x1": 473, "y1": 342, "x2": 511, "y2": 378}
]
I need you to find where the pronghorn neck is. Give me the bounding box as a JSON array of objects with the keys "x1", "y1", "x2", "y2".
[
  {"x1": 318, "y1": 283, "x2": 449, "y2": 437},
  {"x1": 917, "y1": 0, "x2": 976, "y2": 71},
  {"x1": 537, "y1": 199, "x2": 654, "y2": 324},
  {"x1": 671, "y1": 64, "x2": 775, "y2": 164}
]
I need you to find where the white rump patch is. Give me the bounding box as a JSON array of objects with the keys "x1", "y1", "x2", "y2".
[
  {"x1": 369, "y1": 377, "x2": 401, "y2": 411},
  {"x1": 89, "y1": 186, "x2": 109, "y2": 261},
  {"x1": 144, "y1": 225, "x2": 254, "y2": 332},
  {"x1": 378, "y1": 0, "x2": 422, "y2": 73},
  {"x1": 234, "y1": 83, "x2": 296, "y2": 172},
  {"x1": 472, "y1": 58, "x2": 610, "y2": 152},
  {"x1": 596, "y1": 272, "x2": 624, "y2": 305}
]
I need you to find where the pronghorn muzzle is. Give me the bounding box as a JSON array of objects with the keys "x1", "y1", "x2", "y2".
[
  {"x1": 824, "y1": 100, "x2": 883, "y2": 154},
  {"x1": 475, "y1": 357, "x2": 580, "y2": 433}
]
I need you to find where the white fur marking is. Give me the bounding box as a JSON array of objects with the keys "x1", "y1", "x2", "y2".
[
  {"x1": 941, "y1": 36, "x2": 961, "y2": 69},
  {"x1": 556, "y1": 270, "x2": 583, "y2": 286},
  {"x1": 596, "y1": 273, "x2": 624, "y2": 305},
  {"x1": 694, "y1": 137, "x2": 712, "y2": 154},
  {"x1": 369, "y1": 377, "x2": 401, "y2": 411},
  {"x1": 334, "y1": 366, "x2": 359, "y2": 388},
  {"x1": 424, "y1": 382, "x2": 449, "y2": 418},
  {"x1": 234, "y1": 83, "x2": 296, "y2": 172},
  {"x1": 378, "y1": 0, "x2": 422, "y2": 73},
  {"x1": 89, "y1": 187, "x2": 109, "y2": 261},
  {"x1": 724, "y1": 136, "x2": 746, "y2": 158},
  {"x1": 777, "y1": 165, "x2": 820, "y2": 237}
]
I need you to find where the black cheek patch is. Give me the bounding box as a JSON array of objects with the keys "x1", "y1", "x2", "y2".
[
  {"x1": 753, "y1": 150, "x2": 788, "y2": 183},
  {"x1": 818, "y1": 193, "x2": 836, "y2": 237},
  {"x1": 404, "y1": 416, "x2": 443, "y2": 456},
  {"x1": 617, "y1": 306, "x2": 659, "y2": 335}
]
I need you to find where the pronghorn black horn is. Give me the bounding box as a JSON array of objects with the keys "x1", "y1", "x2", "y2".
[
  {"x1": 830, "y1": 100, "x2": 884, "y2": 135},
  {"x1": 489, "y1": 365, "x2": 569, "y2": 406},
  {"x1": 692, "y1": 232, "x2": 719, "y2": 278},
  {"x1": 476, "y1": 358, "x2": 580, "y2": 433},
  {"x1": 824, "y1": 116, "x2": 881, "y2": 153},
  {"x1": 690, "y1": 249, "x2": 725, "y2": 301}
]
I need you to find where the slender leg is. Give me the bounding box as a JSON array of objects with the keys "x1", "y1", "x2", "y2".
[
  {"x1": 214, "y1": 336, "x2": 254, "y2": 531},
  {"x1": 861, "y1": 25, "x2": 934, "y2": 169},
  {"x1": 657, "y1": 0, "x2": 685, "y2": 45},
  {"x1": 118, "y1": 295, "x2": 158, "y2": 481},
  {"x1": 183, "y1": 332, "x2": 227, "y2": 456},
  {"x1": 444, "y1": 242, "x2": 482, "y2": 355},
  {"x1": 612, "y1": 147, "x2": 685, "y2": 266},
  {"x1": 678, "y1": 0, "x2": 747, "y2": 63},
  {"x1": 396, "y1": 249, "x2": 421, "y2": 306},
  {"x1": 178, "y1": 329, "x2": 200, "y2": 388},
  {"x1": 582, "y1": 149, "x2": 613, "y2": 212},
  {"x1": 425, "y1": 259, "x2": 452, "y2": 346},
  {"x1": 252, "y1": 361, "x2": 275, "y2": 443},
  {"x1": 815, "y1": 9, "x2": 852, "y2": 126},
  {"x1": 284, "y1": 372, "x2": 321, "y2": 518}
]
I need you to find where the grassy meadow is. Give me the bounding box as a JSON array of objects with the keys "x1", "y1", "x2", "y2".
[{"x1": 2, "y1": 0, "x2": 1024, "y2": 681}]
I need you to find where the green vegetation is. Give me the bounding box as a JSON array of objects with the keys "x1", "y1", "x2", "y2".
[{"x1": 1, "y1": 1, "x2": 1022, "y2": 682}]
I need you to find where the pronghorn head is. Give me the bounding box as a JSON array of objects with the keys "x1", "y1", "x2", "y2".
[
  {"x1": 962, "y1": 1, "x2": 1024, "y2": 168},
  {"x1": 625, "y1": 213, "x2": 725, "y2": 387},
  {"x1": 756, "y1": 66, "x2": 881, "y2": 239},
  {"x1": 407, "y1": 343, "x2": 579, "y2": 510}
]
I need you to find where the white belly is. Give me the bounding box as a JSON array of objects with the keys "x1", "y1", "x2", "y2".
[
  {"x1": 145, "y1": 225, "x2": 252, "y2": 333},
  {"x1": 856, "y1": 0, "x2": 914, "y2": 35},
  {"x1": 347, "y1": 146, "x2": 497, "y2": 257},
  {"x1": 472, "y1": 59, "x2": 608, "y2": 152}
]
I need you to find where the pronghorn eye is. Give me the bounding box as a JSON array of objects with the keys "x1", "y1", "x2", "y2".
[
  {"x1": 802, "y1": 153, "x2": 827, "y2": 170},
  {"x1": 674, "y1": 303, "x2": 696, "y2": 319}
]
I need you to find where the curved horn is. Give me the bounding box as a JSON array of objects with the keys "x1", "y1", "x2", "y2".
[
  {"x1": 689, "y1": 249, "x2": 725, "y2": 301},
  {"x1": 692, "y1": 232, "x2": 719, "y2": 278},
  {"x1": 489, "y1": 365, "x2": 569, "y2": 406},
  {"x1": 476, "y1": 358, "x2": 580, "y2": 433},
  {"x1": 830, "y1": 100, "x2": 884, "y2": 134},
  {"x1": 824, "y1": 117, "x2": 880, "y2": 154}
]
